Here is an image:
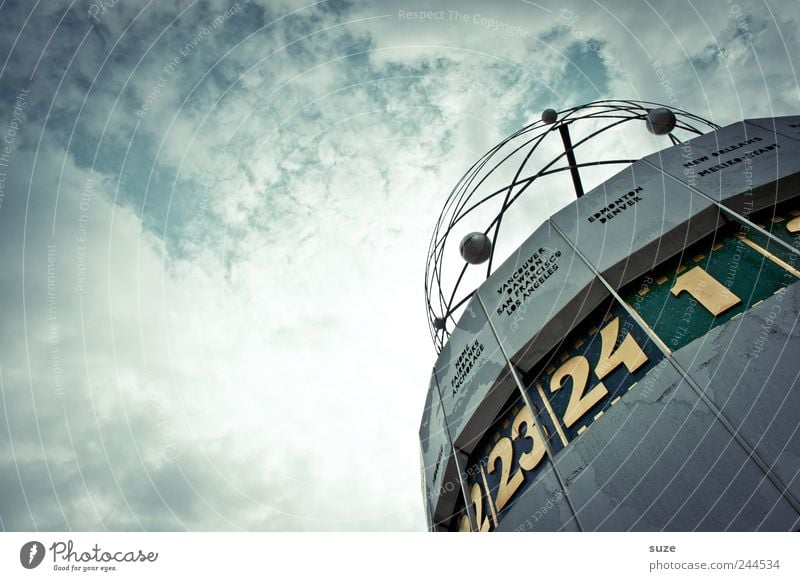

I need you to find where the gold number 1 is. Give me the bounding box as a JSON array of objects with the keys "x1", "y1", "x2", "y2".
[{"x1": 671, "y1": 266, "x2": 741, "y2": 316}]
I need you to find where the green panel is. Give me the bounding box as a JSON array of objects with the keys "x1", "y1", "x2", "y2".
[
  {"x1": 624, "y1": 227, "x2": 797, "y2": 351},
  {"x1": 750, "y1": 204, "x2": 800, "y2": 250},
  {"x1": 745, "y1": 201, "x2": 800, "y2": 274}
]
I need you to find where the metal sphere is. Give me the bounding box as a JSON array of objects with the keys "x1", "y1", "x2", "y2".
[
  {"x1": 432, "y1": 317, "x2": 447, "y2": 331},
  {"x1": 541, "y1": 108, "x2": 558, "y2": 124},
  {"x1": 646, "y1": 107, "x2": 677, "y2": 135},
  {"x1": 460, "y1": 232, "x2": 492, "y2": 265}
]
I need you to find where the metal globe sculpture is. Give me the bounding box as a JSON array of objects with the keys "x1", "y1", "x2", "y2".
[
  {"x1": 459, "y1": 232, "x2": 493, "y2": 264},
  {"x1": 425, "y1": 100, "x2": 719, "y2": 350},
  {"x1": 421, "y1": 100, "x2": 800, "y2": 533},
  {"x1": 646, "y1": 107, "x2": 677, "y2": 135}
]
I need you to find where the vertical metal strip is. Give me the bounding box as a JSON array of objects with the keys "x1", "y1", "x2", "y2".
[
  {"x1": 476, "y1": 293, "x2": 585, "y2": 531},
  {"x1": 478, "y1": 462, "x2": 500, "y2": 527},
  {"x1": 535, "y1": 381, "x2": 569, "y2": 447},
  {"x1": 431, "y1": 369, "x2": 477, "y2": 532},
  {"x1": 548, "y1": 219, "x2": 800, "y2": 513},
  {"x1": 736, "y1": 234, "x2": 800, "y2": 278}
]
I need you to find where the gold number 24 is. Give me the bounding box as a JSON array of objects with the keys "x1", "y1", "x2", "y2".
[{"x1": 550, "y1": 316, "x2": 648, "y2": 428}]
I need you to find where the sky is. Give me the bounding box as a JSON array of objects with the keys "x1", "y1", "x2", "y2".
[{"x1": 0, "y1": 0, "x2": 798, "y2": 531}]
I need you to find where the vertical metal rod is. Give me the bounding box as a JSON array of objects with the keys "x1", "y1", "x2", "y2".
[
  {"x1": 559, "y1": 123, "x2": 585, "y2": 198},
  {"x1": 479, "y1": 462, "x2": 500, "y2": 527},
  {"x1": 476, "y1": 293, "x2": 585, "y2": 531},
  {"x1": 419, "y1": 443, "x2": 435, "y2": 531},
  {"x1": 432, "y1": 370, "x2": 478, "y2": 532}
]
